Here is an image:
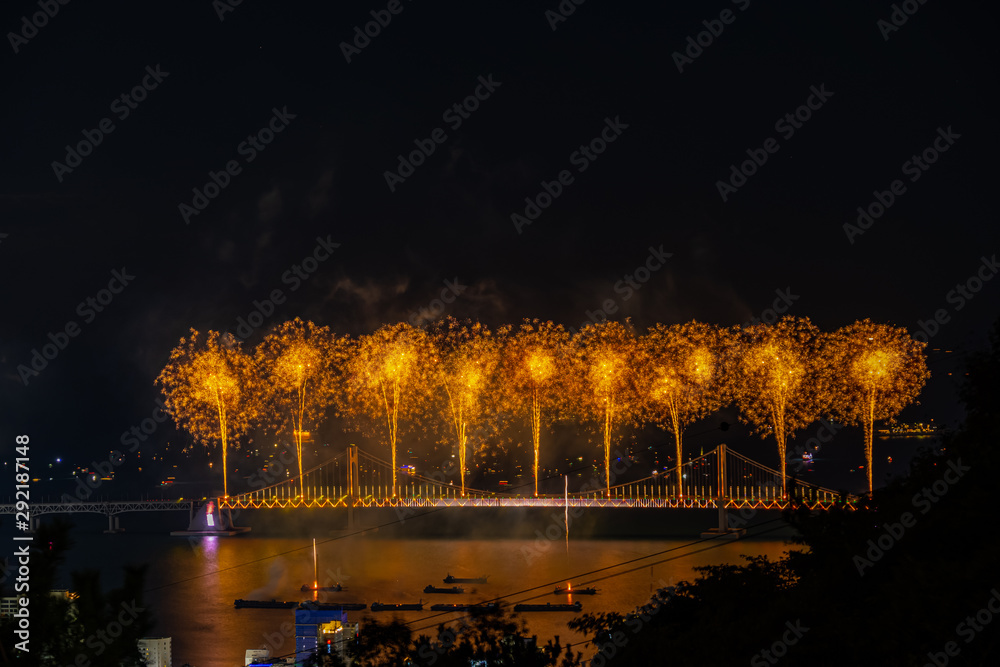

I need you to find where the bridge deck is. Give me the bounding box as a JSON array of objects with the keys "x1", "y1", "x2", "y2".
[{"x1": 219, "y1": 496, "x2": 851, "y2": 511}]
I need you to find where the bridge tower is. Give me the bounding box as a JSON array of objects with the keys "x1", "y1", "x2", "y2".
[
  {"x1": 700, "y1": 443, "x2": 745, "y2": 540},
  {"x1": 346, "y1": 444, "x2": 359, "y2": 531}
]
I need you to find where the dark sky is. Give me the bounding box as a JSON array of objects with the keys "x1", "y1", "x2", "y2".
[{"x1": 1, "y1": 1, "x2": 997, "y2": 480}]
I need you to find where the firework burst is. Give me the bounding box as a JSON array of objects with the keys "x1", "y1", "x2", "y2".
[
  {"x1": 638, "y1": 321, "x2": 733, "y2": 496},
  {"x1": 570, "y1": 321, "x2": 642, "y2": 496},
  {"x1": 497, "y1": 319, "x2": 574, "y2": 496},
  {"x1": 732, "y1": 317, "x2": 828, "y2": 498},
  {"x1": 255, "y1": 318, "x2": 351, "y2": 498},
  {"x1": 824, "y1": 319, "x2": 930, "y2": 493},
  {"x1": 426, "y1": 318, "x2": 502, "y2": 497},
  {"x1": 155, "y1": 329, "x2": 260, "y2": 497},
  {"x1": 344, "y1": 322, "x2": 431, "y2": 496}
]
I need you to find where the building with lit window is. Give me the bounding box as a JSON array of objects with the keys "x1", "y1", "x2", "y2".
[
  {"x1": 137, "y1": 636, "x2": 172, "y2": 667},
  {"x1": 1, "y1": 590, "x2": 73, "y2": 618},
  {"x1": 0, "y1": 597, "x2": 18, "y2": 618}
]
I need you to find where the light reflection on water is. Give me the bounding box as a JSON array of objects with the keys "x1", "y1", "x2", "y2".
[{"x1": 101, "y1": 534, "x2": 796, "y2": 667}]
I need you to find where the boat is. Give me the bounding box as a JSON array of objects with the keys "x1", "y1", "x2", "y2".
[
  {"x1": 514, "y1": 602, "x2": 582, "y2": 612},
  {"x1": 234, "y1": 599, "x2": 298, "y2": 609},
  {"x1": 300, "y1": 539, "x2": 346, "y2": 592},
  {"x1": 876, "y1": 422, "x2": 945, "y2": 438},
  {"x1": 298, "y1": 602, "x2": 367, "y2": 611},
  {"x1": 371, "y1": 601, "x2": 424, "y2": 611},
  {"x1": 444, "y1": 573, "x2": 489, "y2": 584},
  {"x1": 300, "y1": 584, "x2": 345, "y2": 592},
  {"x1": 430, "y1": 602, "x2": 500, "y2": 612},
  {"x1": 424, "y1": 585, "x2": 465, "y2": 594},
  {"x1": 553, "y1": 586, "x2": 598, "y2": 595}
]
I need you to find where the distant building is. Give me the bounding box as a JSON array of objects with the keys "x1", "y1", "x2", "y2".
[
  {"x1": 243, "y1": 650, "x2": 294, "y2": 667},
  {"x1": 1, "y1": 590, "x2": 73, "y2": 618},
  {"x1": 138, "y1": 637, "x2": 172, "y2": 667},
  {"x1": 0, "y1": 597, "x2": 18, "y2": 618}
]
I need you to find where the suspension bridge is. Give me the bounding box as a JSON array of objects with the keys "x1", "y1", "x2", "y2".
[
  {"x1": 223, "y1": 443, "x2": 854, "y2": 511},
  {"x1": 0, "y1": 444, "x2": 856, "y2": 535}
]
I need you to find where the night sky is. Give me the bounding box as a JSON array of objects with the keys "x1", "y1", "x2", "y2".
[{"x1": 2, "y1": 1, "x2": 997, "y2": 488}]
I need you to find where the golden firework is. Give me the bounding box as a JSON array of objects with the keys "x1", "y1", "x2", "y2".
[
  {"x1": 343, "y1": 322, "x2": 432, "y2": 496},
  {"x1": 426, "y1": 318, "x2": 502, "y2": 497},
  {"x1": 638, "y1": 322, "x2": 733, "y2": 496},
  {"x1": 570, "y1": 321, "x2": 642, "y2": 496},
  {"x1": 732, "y1": 317, "x2": 828, "y2": 498},
  {"x1": 255, "y1": 318, "x2": 351, "y2": 498},
  {"x1": 496, "y1": 320, "x2": 574, "y2": 496},
  {"x1": 155, "y1": 329, "x2": 260, "y2": 497},
  {"x1": 824, "y1": 319, "x2": 930, "y2": 493}
]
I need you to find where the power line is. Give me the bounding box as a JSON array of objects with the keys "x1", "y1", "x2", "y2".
[
  {"x1": 406, "y1": 517, "x2": 790, "y2": 634},
  {"x1": 264, "y1": 517, "x2": 793, "y2": 664}
]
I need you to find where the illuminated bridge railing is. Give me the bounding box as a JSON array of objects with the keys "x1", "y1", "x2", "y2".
[
  {"x1": 221, "y1": 443, "x2": 856, "y2": 511},
  {"x1": 223, "y1": 447, "x2": 494, "y2": 510}
]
